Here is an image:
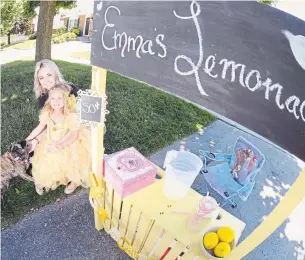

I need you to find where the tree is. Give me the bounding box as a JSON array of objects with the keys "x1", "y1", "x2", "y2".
[
  {"x1": 9, "y1": 19, "x2": 32, "y2": 35},
  {"x1": 26, "y1": 0, "x2": 76, "y2": 61},
  {"x1": 35, "y1": 1, "x2": 57, "y2": 61},
  {"x1": 258, "y1": 0, "x2": 278, "y2": 6},
  {"x1": 0, "y1": 0, "x2": 29, "y2": 44}
]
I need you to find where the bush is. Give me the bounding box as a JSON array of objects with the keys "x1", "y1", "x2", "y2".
[
  {"x1": 1, "y1": 41, "x2": 6, "y2": 47},
  {"x1": 25, "y1": 22, "x2": 33, "y2": 36},
  {"x1": 52, "y1": 32, "x2": 77, "y2": 44},
  {"x1": 56, "y1": 26, "x2": 67, "y2": 36},
  {"x1": 52, "y1": 36, "x2": 64, "y2": 44},
  {"x1": 69, "y1": 27, "x2": 80, "y2": 36},
  {"x1": 66, "y1": 32, "x2": 77, "y2": 40},
  {"x1": 28, "y1": 32, "x2": 36, "y2": 40}
]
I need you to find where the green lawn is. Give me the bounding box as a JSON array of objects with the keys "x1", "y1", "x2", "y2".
[
  {"x1": 6, "y1": 40, "x2": 36, "y2": 50},
  {"x1": 1, "y1": 60, "x2": 216, "y2": 228},
  {"x1": 69, "y1": 51, "x2": 90, "y2": 61}
]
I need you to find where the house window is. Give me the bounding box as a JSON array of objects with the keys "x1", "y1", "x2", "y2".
[{"x1": 68, "y1": 18, "x2": 79, "y2": 30}]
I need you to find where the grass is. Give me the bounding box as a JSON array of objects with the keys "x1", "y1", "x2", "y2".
[
  {"x1": 1, "y1": 60, "x2": 216, "y2": 228},
  {"x1": 68, "y1": 51, "x2": 90, "y2": 61},
  {"x1": 6, "y1": 40, "x2": 36, "y2": 50}
]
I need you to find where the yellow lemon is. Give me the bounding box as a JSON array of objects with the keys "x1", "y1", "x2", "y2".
[
  {"x1": 214, "y1": 242, "x2": 231, "y2": 258},
  {"x1": 203, "y1": 232, "x2": 219, "y2": 249},
  {"x1": 217, "y1": 226, "x2": 235, "y2": 243}
]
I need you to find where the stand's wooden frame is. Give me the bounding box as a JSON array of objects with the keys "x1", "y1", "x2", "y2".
[
  {"x1": 91, "y1": 66, "x2": 305, "y2": 259},
  {"x1": 91, "y1": 66, "x2": 107, "y2": 231}
]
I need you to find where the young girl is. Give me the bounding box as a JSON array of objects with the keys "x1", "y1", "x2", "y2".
[
  {"x1": 28, "y1": 59, "x2": 79, "y2": 150},
  {"x1": 26, "y1": 85, "x2": 91, "y2": 195}
]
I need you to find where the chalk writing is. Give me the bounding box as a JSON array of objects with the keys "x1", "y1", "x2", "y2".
[
  {"x1": 204, "y1": 55, "x2": 218, "y2": 78},
  {"x1": 204, "y1": 53, "x2": 304, "y2": 121},
  {"x1": 101, "y1": 6, "x2": 167, "y2": 59},
  {"x1": 300, "y1": 101, "x2": 305, "y2": 121},
  {"x1": 285, "y1": 96, "x2": 301, "y2": 120},
  {"x1": 261, "y1": 79, "x2": 285, "y2": 110},
  {"x1": 218, "y1": 59, "x2": 246, "y2": 87},
  {"x1": 245, "y1": 70, "x2": 261, "y2": 92},
  {"x1": 82, "y1": 101, "x2": 100, "y2": 114},
  {"x1": 80, "y1": 95, "x2": 101, "y2": 122},
  {"x1": 98, "y1": 1, "x2": 305, "y2": 123},
  {"x1": 172, "y1": 1, "x2": 305, "y2": 122},
  {"x1": 173, "y1": 1, "x2": 207, "y2": 96}
]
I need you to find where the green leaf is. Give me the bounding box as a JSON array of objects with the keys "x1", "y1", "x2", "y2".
[{"x1": 15, "y1": 188, "x2": 21, "y2": 194}]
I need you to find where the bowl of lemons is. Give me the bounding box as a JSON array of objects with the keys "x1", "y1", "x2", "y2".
[{"x1": 201, "y1": 226, "x2": 236, "y2": 259}]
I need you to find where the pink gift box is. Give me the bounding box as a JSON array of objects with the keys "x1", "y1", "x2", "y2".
[{"x1": 104, "y1": 147, "x2": 157, "y2": 198}]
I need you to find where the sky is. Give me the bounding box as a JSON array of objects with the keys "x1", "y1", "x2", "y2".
[{"x1": 274, "y1": 0, "x2": 305, "y2": 21}]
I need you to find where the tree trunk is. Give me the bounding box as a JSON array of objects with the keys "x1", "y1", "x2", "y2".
[
  {"x1": 7, "y1": 33, "x2": 10, "y2": 45},
  {"x1": 35, "y1": 0, "x2": 56, "y2": 62}
]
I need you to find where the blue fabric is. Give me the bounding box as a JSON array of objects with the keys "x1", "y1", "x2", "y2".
[
  {"x1": 237, "y1": 181, "x2": 255, "y2": 201},
  {"x1": 200, "y1": 136, "x2": 265, "y2": 205},
  {"x1": 204, "y1": 162, "x2": 243, "y2": 198}
]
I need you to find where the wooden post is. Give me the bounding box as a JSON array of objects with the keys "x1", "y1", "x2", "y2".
[
  {"x1": 91, "y1": 66, "x2": 107, "y2": 231},
  {"x1": 225, "y1": 168, "x2": 305, "y2": 260}
]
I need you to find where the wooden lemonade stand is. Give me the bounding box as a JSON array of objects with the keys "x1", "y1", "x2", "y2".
[
  {"x1": 77, "y1": 65, "x2": 244, "y2": 259},
  {"x1": 81, "y1": 1, "x2": 305, "y2": 259},
  {"x1": 85, "y1": 65, "x2": 305, "y2": 260}
]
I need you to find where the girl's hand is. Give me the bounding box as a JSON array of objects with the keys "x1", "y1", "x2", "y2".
[
  {"x1": 46, "y1": 143, "x2": 58, "y2": 152},
  {"x1": 28, "y1": 138, "x2": 39, "y2": 153}
]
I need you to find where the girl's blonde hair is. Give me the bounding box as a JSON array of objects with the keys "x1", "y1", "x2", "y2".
[
  {"x1": 43, "y1": 84, "x2": 70, "y2": 115},
  {"x1": 34, "y1": 59, "x2": 71, "y2": 98}
]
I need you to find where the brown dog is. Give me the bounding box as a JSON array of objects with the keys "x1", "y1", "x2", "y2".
[{"x1": 1, "y1": 140, "x2": 34, "y2": 200}]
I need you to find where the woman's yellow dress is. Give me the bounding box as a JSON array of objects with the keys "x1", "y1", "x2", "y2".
[{"x1": 32, "y1": 110, "x2": 91, "y2": 190}]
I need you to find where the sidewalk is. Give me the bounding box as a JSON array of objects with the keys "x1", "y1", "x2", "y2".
[
  {"x1": 1, "y1": 188, "x2": 130, "y2": 260},
  {"x1": 0, "y1": 40, "x2": 91, "y2": 65},
  {"x1": 2, "y1": 124, "x2": 304, "y2": 259}
]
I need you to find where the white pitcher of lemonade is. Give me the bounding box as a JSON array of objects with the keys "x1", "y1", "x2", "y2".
[{"x1": 163, "y1": 150, "x2": 203, "y2": 200}]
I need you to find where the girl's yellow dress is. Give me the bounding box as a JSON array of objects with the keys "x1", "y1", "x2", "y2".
[{"x1": 32, "y1": 110, "x2": 91, "y2": 190}]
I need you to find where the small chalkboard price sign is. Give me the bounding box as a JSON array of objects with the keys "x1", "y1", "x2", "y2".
[{"x1": 76, "y1": 89, "x2": 109, "y2": 128}]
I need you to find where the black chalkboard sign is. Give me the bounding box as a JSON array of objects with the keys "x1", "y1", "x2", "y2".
[
  {"x1": 91, "y1": 1, "x2": 305, "y2": 161},
  {"x1": 80, "y1": 94, "x2": 102, "y2": 123}
]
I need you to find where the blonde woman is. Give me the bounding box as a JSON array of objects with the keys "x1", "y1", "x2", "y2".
[
  {"x1": 28, "y1": 59, "x2": 79, "y2": 151},
  {"x1": 26, "y1": 86, "x2": 91, "y2": 195},
  {"x1": 34, "y1": 59, "x2": 79, "y2": 108}
]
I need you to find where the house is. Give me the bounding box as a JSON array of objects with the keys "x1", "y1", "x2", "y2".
[
  {"x1": 32, "y1": 13, "x2": 63, "y2": 34},
  {"x1": 60, "y1": 12, "x2": 93, "y2": 37},
  {"x1": 32, "y1": 0, "x2": 94, "y2": 37},
  {"x1": 60, "y1": 0, "x2": 94, "y2": 37}
]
